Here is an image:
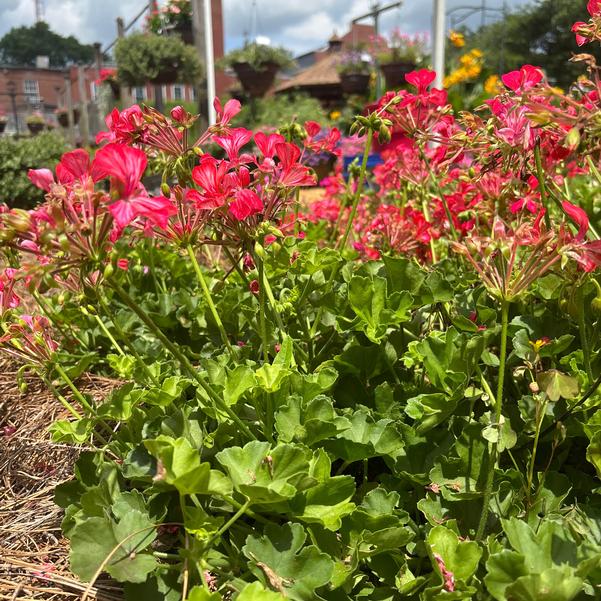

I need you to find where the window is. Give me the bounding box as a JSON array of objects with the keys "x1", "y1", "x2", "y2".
[
  {"x1": 133, "y1": 86, "x2": 145, "y2": 103},
  {"x1": 90, "y1": 81, "x2": 97, "y2": 101},
  {"x1": 23, "y1": 80, "x2": 40, "y2": 104},
  {"x1": 190, "y1": 86, "x2": 196, "y2": 101},
  {"x1": 172, "y1": 84, "x2": 184, "y2": 101}
]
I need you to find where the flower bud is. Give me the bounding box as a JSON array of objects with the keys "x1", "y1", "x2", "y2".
[
  {"x1": 103, "y1": 263, "x2": 114, "y2": 279},
  {"x1": 161, "y1": 182, "x2": 171, "y2": 197},
  {"x1": 170, "y1": 105, "x2": 187, "y2": 124},
  {"x1": 565, "y1": 127, "x2": 581, "y2": 151},
  {"x1": 591, "y1": 295, "x2": 601, "y2": 317}
]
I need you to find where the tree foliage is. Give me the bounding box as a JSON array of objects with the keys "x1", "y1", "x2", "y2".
[
  {"x1": 473, "y1": 0, "x2": 600, "y2": 87},
  {"x1": 0, "y1": 22, "x2": 95, "y2": 68}
]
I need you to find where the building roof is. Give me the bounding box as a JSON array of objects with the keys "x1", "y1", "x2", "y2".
[{"x1": 275, "y1": 52, "x2": 341, "y2": 92}]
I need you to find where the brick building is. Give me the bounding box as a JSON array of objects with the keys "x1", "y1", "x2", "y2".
[{"x1": 0, "y1": 0, "x2": 230, "y2": 137}]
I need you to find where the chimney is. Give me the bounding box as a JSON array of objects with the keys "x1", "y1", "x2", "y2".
[
  {"x1": 35, "y1": 55, "x2": 49, "y2": 69},
  {"x1": 328, "y1": 32, "x2": 342, "y2": 53}
]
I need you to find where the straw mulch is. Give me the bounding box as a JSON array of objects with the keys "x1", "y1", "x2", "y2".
[{"x1": 0, "y1": 359, "x2": 122, "y2": 600}]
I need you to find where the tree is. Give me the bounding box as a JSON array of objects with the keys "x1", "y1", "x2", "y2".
[
  {"x1": 0, "y1": 22, "x2": 95, "y2": 68},
  {"x1": 473, "y1": 0, "x2": 601, "y2": 87}
]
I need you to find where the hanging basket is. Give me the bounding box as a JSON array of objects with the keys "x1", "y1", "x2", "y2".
[
  {"x1": 380, "y1": 61, "x2": 416, "y2": 91},
  {"x1": 27, "y1": 122, "x2": 45, "y2": 135},
  {"x1": 171, "y1": 22, "x2": 194, "y2": 45},
  {"x1": 151, "y1": 65, "x2": 182, "y2": 85},
  {"x1": 232, "y1": 62, "x2": 279, "y2": 98},
  {"x1": 340, "y1": 73, "x2": 371, "y2": 96},
  {"x1": 57, "y1": 108, "x2": 80, "y2": 128}
]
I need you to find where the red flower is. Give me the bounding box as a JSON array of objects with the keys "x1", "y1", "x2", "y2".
[
  {"x1": 405, "y1": 69, "x2": 436, "y2": 94},
  {"x1": 249, "y1": 279, "x2": 260, "y2": 294},
  {"x1": 213, "y1": 97, "x2": 241, "y2": 129},
  {"x1": 275, "y1": 142, "x2": 315, "y2": 187},
  {"x1": 562, "y1": 200, "x2": 589, "y2": 241},
  {"x1": 96, "y1": 105, "x2": 144, "y2": 145},
  {"x1": 229, "y1": 188, "x2": 263, "y2": 220},
  {"x1": 188, "y1": 156, "x2": 230, "y2": 210},
  {"x1": 213, "y1": 127, "x2": 253, "y2": 163},
  {"x1": 572, "y1": 21, "x2": 589, "y2": 46},
  {"x1": 588, "y1": 0, "x2": 601, "y2": 16}
]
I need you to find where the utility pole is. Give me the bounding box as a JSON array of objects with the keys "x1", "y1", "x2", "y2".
[
  {"x1": 191, "y1": 0, "x2": 208, "y2": 126},
  {"x1": 432, "y1": 0, "x2": 446, "y2": 90},
  {"x1": 34, "y1": 0, "x2": 44, "y2": 22}
]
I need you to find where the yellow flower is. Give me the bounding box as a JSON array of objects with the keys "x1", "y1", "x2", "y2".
[
  {"x1": 449, "y1": 30, "x2": 465, "y2": 48},
  {"x1": 330, "y1": 110, "x2": 341, "y2": 120},
  {"x1": 470, "y1": 48, "x2": 484, "y2": 58},
  {"x1": 484, "y1": 74, "x2": 503, "y2": 95}
]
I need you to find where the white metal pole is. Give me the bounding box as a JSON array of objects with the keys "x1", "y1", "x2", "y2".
[
  {"x1": 203, "y1": 0, "x2": 216, "y2": 125},
  {"x1": 432, "y1": 0, "x2": 446, "y2": 89}
]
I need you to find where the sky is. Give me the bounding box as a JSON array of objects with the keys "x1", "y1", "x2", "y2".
[{"x1": 0, "y1": 0, "x2": 530, "y2": 56}]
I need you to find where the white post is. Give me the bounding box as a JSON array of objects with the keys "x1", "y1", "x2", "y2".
[
  {"x1": 203, "y1": 0, "x2": 216, "y2": 125},
  {"x1": 432, "y1": 0, "x2": 446, "y2": 89}
]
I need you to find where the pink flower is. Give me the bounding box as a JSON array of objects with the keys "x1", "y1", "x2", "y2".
[
  {"x1": 275, "y1": 142, "x2": 315, "y2": 187},
  {"x1": 96, "y1": 105, "x2": 144, "y2": 145},
  {"x1": 213, "y1": 127, "x2": 253, "y2": 163},
  {"x1": 93, "y1": 144, "x2": 175, "y2": 229},
  {"x1": 213, "y1": 97, "x2": 241, "y2": 129},
  {"x1": 249, "y1": 279, "x2": 260, "y2": 294},
  {"x1": 170, "y1": 105, "x2": 187, "y2": 123},
  {"x1": 588, "y1": 0, "x2": 601, "y2": 16},
  {"x1": 28, "y1": 168, "x2": 54, "y2": 192},
  {"x1": 188, "y1": 156, "x2": 230, "y2": 210},
  {"x1": 117, "y1": 258, "x2": 129, "y2": 270},
  {"x1": 501, "y1": 65, "x2": 544, "y2": 93},
  {"x1": 572, "y1": 21, "x2": 589, "y2": 46}
]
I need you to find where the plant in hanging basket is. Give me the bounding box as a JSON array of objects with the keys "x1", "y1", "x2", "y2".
[
  {"x1": 54, "y1": 107, "x2": 80, "y2": 128},
  {"x1": 146, "y1": 0, "x2": 194, "y2": 44},
  {"x1": 219, "y1": 42, "x2": 294, "y2": 97},
  {"x1": 26, "y1": 112, "x2": 46, "y2": 135},
  {"x1": 369, "y1": 30, "x2": 427, "y2": 90},
  {"x1": 95, "y1": 67, "x2": 121, "y2": 99},
  {"x1": 336, "y1": 49, "x2": 373, "y2": 95},
  {"x1": 115, "y1": 32, "x2": 202, "y2": 87}
]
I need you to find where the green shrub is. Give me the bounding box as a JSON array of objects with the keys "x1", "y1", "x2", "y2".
[
  {"x1": 0, "y1": 131, "x2": 67, "y2": 209},
  {"x1": 233, "y1": 93, "x2": 328, "y2": 130}
]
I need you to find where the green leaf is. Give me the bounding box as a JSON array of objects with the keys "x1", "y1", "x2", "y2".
[
  {"x1": 485, "y1": 550, "x2": 528, "y2": 601},
  {"x1": 224, "y1": 365, "x2": 257, "y2": 405},
  {"x1": 236, "y1": 582, "x2": 286, "y2": 600},
  {"x1": 292, "y1": 475, "x2": 356, "y2": 530},
  {"x1": 243, "y1": 522, "x2": 333, "y2": 600},
  {"x1": 256, "y1": 336, "x2": 294, "y2": 392},
  {"x1": 216, "y1": 441, "x2": 315, "y2": 503},
  {"x1": 144, "y1": 436, "x2": 228, "y2": 496},
  {"x1": 536, "y1": 370, "x2": 579, "y2": 402},
  {"x1": 107, "y1": 353, "x2": 137, "y2": 378},
  {"x1": 50, "y1": 418, "x2": 94, "y2": 443},
  {"x1": 427, "y1": 525, "x2": 482, "y2": 584},
  {"x1": 145, "y1": 376, "x2": 190, "y2": 407},
  {"x1": 325, "y1": 410, "x2": 403, "y2": 462},
  {"x1": 69, "y1": 495, "x2": 156, "y2": 583},
  {"x1": 188, "y1": 587, "x2": 222, "y2": 601},
  {"x1": 275, "y1": 395, "x2": 351, "y2": 446},
  {"x1": 98, "y1": 383, "x2": 147, "y2": 420},
  {"x1": 505, "y1": 566, "x2": 583, "y2": 601},
  {"x1": 587, "y1": 430, "x2": 601, "y2": 479}
]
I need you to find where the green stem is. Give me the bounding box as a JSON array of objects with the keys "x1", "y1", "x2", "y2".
[
  {"x1": 97, "y1": 295, "x2": 160, "y2": 386},
  {"x1": 53, "y1": 361, "x2": 96, "y2": 415},
  {"x1": 255, "y1": 250, "x2": 287, "y2": 336},
  {"x1": 93, "y1": 314, "x2": 125, "y2": 357},
  {"x1": 534, "y1": 143, "x2": 551, "y2": 229},
  {"x1": 526, "y1": 396, "x2": 547, "y2": 509},
  {"x1": 337, "y1": 128, "x2": 374, "y2": 252},
  {"x1": 209, "y1": 498, "x2": 251, "y2": 544},
  {"x1": 476, "y1": 298, "x2": 510, "y2": 540},
  {"x1": 109, "y1": 279, "x2": 255, "y2": 440},
  {"x1": 39, "y1": 372, "x2": 82, "y2": 419},
  {"x1": 310, "y1": 130, "x2": 373, "y2": 339},
  {"x1": 186, "y1": 244, "x2": 234, "y2": 356},
  {"x1": 578, "y1": 286, "x2": 594, "y2": 384},
  {"x1": 257, "y1": 257, "x2": 269, "y2": 362}
]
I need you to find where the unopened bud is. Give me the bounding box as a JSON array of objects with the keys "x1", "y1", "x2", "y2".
[
  {"x1": 161, "y1": 182, "x2": 171, "y2": 197},
  {"x1": 565, "y1": 127, "x2": 581, "y2": 151},
  {"x1": 103, "y1": 263, "x2": 114, "y2": 279}
]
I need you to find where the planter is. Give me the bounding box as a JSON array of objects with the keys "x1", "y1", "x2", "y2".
[
  {"x1": 172, "y1": 22, "x2": 194, "y2": 45},
  {"x1": 380, "y1": 61, "x2": 416, "y2": 91},
  {"x1": 27, "y1": 122, "x2": 45, "y2": 135},
  {"x1": 340, "y1": 72, "x2": 371, "y2": 96},
  {"x1": 151, "y1": 65, "x2": 182, "y2": 85},
  {"x1": 57, "y1": 108, "x2": 80, "y2": 128},
  {"x1": 232, "y1": 62, "x2": 279, "y2": 98},
  {"x1": 0, "y1": 121, "x2": 6, "y2": 134}
]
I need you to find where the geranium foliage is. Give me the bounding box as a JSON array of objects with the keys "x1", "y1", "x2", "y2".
[{"x1": 4, "y1": 6, "x2": 601, "y2": 600}]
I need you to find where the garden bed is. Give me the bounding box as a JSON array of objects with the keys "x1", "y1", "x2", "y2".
[{"x1": 0, "y1": 360, "x2": 121, "y2": 600}]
